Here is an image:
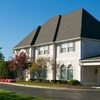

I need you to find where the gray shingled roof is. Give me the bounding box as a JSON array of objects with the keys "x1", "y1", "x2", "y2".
[
  {"x1": 80, "y1": 55, "x2": 100, "y2": 62},
  {"x1": 14, "y1": 8, "x2": 100, "y2": 49},
  {"x1": 56, "y1": 9, "x2": 82, "y2": 41},
  {"x1": 56, "y1": 8, "x2": 100, "y2": 41},
  {"x1": 14, "y1": 26, "x2": 41, "y2": 49},
  {"x1": 34, "y1": 15, "x2": 61, "y2": 45}
]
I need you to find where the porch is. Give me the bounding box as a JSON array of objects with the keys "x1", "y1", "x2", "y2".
[{"x1": 80, "y1": 55, "x2": 100, "y2": 86}]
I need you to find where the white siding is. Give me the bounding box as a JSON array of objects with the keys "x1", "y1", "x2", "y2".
[
  {"x1": 81, "y1": 39, "x2": 100, "y2": 59},
  {"x1": 34, "y1": 44, "x2": 54, "y2": 80},
  {"x1": 56, "y1": 40, "x2": 81, "y2": 81}
]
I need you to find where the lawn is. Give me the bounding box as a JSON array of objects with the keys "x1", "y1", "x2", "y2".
[
  {"x1": 15, "y1": 81, "x2": 92, "y2": 89},
  {"x1": 0, "y1": 89, "x2": 51, "y2": 100}
]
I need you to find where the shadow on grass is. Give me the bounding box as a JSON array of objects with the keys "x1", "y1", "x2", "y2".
[{"x1": 0, "y1": 89, "x2": 49, "y2": 100}]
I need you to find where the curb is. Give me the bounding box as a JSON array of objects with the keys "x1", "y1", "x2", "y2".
[{"x1": 0, "y1": 82, "x2": 100, "y2": 91}]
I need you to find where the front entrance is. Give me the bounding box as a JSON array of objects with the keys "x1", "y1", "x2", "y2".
[{"x1": 82, "y1": 66, "x2": 100, "y2": 85}]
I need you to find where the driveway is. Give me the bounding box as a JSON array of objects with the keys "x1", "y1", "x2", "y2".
[{"x1": 0, "y1": 83, "x2": 100, "y2": 100}]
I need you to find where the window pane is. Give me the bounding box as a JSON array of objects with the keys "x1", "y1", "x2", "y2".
[
  {"x1": 61, "y1": 43, "x2": 66, "y2": 53},
  {"x1": 61, "y1": 48, "x2": 66, "y2": 53},
  {"x1": 68, "y1": 42, "x2": 74, "y2": 52},
  {"x1": 40, "y1": 47, "x2": 44, "y2": 50},
  {"x1": 44, "y1": 46, "x2": 48, "y2": 50},
  {"x1": 67, "y1": 65, "x2": 73, "y2": 80},
  {"x1": 60, "y1": 65, "x2": 66, "y2": 80},
  {"x1": 61, "y1": 43, "x2": 66, "y2": 48},
  {"x1": 44, "y1": 50, "x2": 48, "y2": 54},
  {"x1": 44, "y1": 46, "x2": 48, "y2": 54},
  {"x1": 68, "y1": 47, "x2": 74, "y2": 52},
  {"x1": 39, "y1": 46, "x2": 44, "y2": 55},
  {"x1": 68, "y1": 42, "x2": 73, "y2": 47},
  {"x1": 38, "y1": 70, "x2": 47, "y2": 79},
  {"x1": 39, "y1": 51, "x2": 43, "y2": 55}
]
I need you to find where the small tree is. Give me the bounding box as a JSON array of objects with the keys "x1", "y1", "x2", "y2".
[
  {"x1": 0, "y1": 47, "x2": 5, "y2": 61},
  {"x1": 29, "y1": 57, "x2": 53, "y2": 79},
  {"x1": 8, "y1": 52, "x2": 31, "y2": 80}
]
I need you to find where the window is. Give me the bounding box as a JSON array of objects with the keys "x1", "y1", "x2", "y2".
[
  {"x1": 38, "y1": 70, "x2": 47, "y2": 79},
  {"x1": 60, "y1": 43, "x2": 66, "y2": 53},
  {"x1": 38, "y1": 46, "x2": 44, "y2": 55},
  {"x1": 67, "y1": 64, "x2": 73, "y2": 80},
  {"x1": 44, "y1": 46, "x2": 48, "y2": 54},
  {"x1": 68, "y1": 42, "x2": 74, "y2": 52},
  {"x1": 60, "y1": 65, "x2": 66, "y2": 80},
  {"x1": 38, "y1": 46, "x2": 49, "y2": 55}
]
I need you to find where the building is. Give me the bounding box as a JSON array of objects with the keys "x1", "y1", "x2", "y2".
[{"x1": 13, "y1": 8, "x2": 100, "y2": 85}]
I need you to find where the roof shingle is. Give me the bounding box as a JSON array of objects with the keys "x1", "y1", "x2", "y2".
[{"x1": 14, "y1": 8, "x2": 100, "y2": 49}]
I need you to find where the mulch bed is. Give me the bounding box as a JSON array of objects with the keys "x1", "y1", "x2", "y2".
[{"x1": 60, "y1": 84, "x2": 92, "y2": 89}]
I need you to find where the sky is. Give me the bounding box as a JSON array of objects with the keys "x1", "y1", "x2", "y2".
[{"x1": 0, "y1": 0, "x2": 100, "y2": 61}]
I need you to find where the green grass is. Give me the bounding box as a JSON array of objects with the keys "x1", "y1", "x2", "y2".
[
  {"x1": 15, "y1": 81, "x2": 60, "y2": 88},
  {"x1": 0, "y1": 89, "x2": 51, "y2": 100}
]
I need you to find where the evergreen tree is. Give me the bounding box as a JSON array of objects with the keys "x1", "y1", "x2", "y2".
[{"x1": 0, "y1": 47, "x2": 5, "y2": 61}]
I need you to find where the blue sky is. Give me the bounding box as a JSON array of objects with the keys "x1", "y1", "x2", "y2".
[{"x1": 0, "y1": 0, "x2": 100, "y2": 60}]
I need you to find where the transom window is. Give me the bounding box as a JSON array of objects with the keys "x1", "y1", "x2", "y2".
[
  {"x1": 68, "y1": 42, "x2": 74, "y2": 52},
  {"x1": 60, "y1": 43, "x2": 66, "y2": 53},
  {"x1": 38, "y1": 46, "x2": 49, "y2": 55}
]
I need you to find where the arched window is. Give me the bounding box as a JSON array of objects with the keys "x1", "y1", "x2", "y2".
[
  {"x1": 60, "y1": 65, "x2": 66, "y2": 80},
  {"x1": 67, "y1": 64, "x2": 73, "y2": 80}
]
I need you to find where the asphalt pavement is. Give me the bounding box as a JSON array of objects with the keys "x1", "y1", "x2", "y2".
[{"x1": 0, "y1": 82, "x2": 100, "y2": 100}]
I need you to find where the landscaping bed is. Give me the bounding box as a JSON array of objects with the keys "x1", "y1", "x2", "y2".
[
  {"x1": 0, "y1": 79, "x2": 16, "y2": 83},
  {"x1": 0, "y1": 78, "x2": 93, "y2": 89}
]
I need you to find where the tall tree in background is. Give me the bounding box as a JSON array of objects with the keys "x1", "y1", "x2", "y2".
[
  {"x1": 0, "y1": 47, "x2": 5, "y2": 61},
  {"x1": 8, "y1": 52, "x2": 31, "y2": 80}
]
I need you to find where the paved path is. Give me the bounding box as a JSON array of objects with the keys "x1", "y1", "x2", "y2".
[{"x1": 0, "y1": 82, "x2": 100, "y2": 100}]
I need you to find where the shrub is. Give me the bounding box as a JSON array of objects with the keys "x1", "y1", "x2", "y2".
[
  {"x1": 51, "y1": 80, "x2": 57, "y2": 83},
  {"x1": 68, "y1": 79, "x2": 80, "y2": 85},
  {"x1": 34, "y1": 78, "x2": 43, "y2": 82},
  {"x1": 43, "y1": 79, "x2": 50, "y2": 83},
  {"x1": 60, "y1": 80, "x2": 67, "y2": 84},
  {"x1": 0, "y1": 61, "x2": 14, "y2": 79},
  {"x1": 28, "y1": 79, "x2": 35, "y2": 82},
  {"x1": 51, "y1": 80, "x2": 67, "y2": 84}
]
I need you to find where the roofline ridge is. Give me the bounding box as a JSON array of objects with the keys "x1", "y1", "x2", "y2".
[
  {"x1": 53, "y1": 15, "x2": 61, "y2": 41},
  {"x1": 30, "y1": 26, "x2": 41, "y2": 45}
]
